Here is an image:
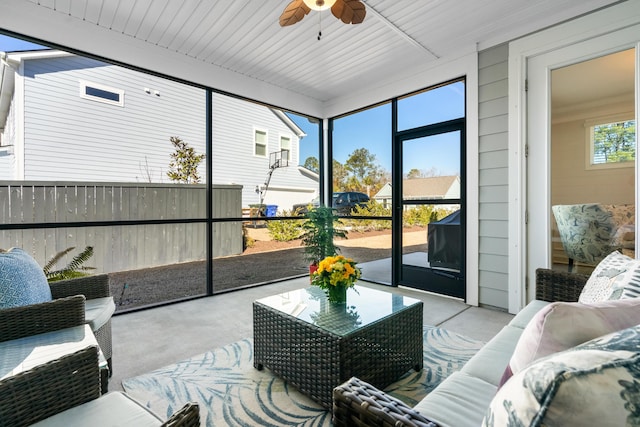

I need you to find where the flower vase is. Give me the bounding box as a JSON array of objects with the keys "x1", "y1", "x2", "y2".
[{"x1": 326, "y1": 285, "x2": 347, "y2": 304}]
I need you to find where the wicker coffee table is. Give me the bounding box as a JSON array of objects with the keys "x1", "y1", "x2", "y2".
[{"x1": 253, "y1": 285, "x2": 423, "y2": 408}]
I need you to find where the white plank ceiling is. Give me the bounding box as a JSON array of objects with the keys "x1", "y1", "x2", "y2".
[{"x1": 0, "y1": 0, "x2": 624, "y2": 115}]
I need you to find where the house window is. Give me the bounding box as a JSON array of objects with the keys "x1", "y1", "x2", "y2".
[
  {"x1": 254, "y1": 129, "x2": 267, "y2": 157},
  {"x1": 79, "y1": 80, "x2": 124, "y2": 106},
  {"x1": 586, "y1": 114, "x2": 636, "y2": 170},
  {"x1": 280, "y1": 135, "x2": 291, "y2": 161}
]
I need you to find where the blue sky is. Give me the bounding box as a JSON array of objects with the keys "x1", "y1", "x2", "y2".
[
  {"x1": 1, "y1": 34, "x2": 464, "y2": 177},
  {"x1": 293, "y1": 81, "x2": 464, "y2": 176},
  {"x1": 0, "y1": 34, "x2": 46, "y2": 51}
]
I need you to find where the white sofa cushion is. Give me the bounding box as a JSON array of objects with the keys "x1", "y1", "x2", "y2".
[
  {"x1": 31, "y1": 392, "x2": 164, "y2": 426},
  {"x1": 414, "y1": 371, "x2": 497, "y2": 427},
  {"x1": 483, "y1": 324, "x2": 640, "y2": 427},
  {"x1": 461, "y1": 325, "x2": 522, "y2": 386}
]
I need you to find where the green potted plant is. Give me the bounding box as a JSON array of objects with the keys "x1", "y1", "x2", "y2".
[{"x1": 300, "y1": 205, "x2": 347, "y2": 275}]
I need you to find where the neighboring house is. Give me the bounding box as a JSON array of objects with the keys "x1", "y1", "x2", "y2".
[
  {"x1": 0, "y1": 50, "x2": 317, "y2": 211},
  {"x1": 374, "y1": 176, "x2": 460, "y2": 209}
]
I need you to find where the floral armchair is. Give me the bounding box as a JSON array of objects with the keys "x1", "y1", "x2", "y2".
[{"x1": 552, "y1": 203, "x2": 635, "y2": 272}]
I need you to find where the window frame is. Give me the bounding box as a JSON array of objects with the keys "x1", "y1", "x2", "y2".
[
  {"x1": 79, "y1": 79, "x2": 125, "y2": 107},
  {"x1": 254, "y1": 128, "x2": 268, "y2": 158},
  {"x1": 585, "y1": 112, "x2": 636, "y2": 170},
  {"x1": 279, "y1": 133, "x2": 292, "y2": 162}
]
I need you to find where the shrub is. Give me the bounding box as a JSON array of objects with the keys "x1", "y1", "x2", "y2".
[
  {"x1": 344, "y1": 200, "x2": 391, "y2": 231},
  {"x1": 267, "y1": 209, "x2": 304, "y2": 241}
]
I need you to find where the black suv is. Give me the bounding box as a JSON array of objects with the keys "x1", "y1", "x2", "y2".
[{"x1": 293, "y1": 192, "x2": 370, "y2": 216}]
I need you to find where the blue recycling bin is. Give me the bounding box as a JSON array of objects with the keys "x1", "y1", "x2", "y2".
[{"x1": 265, "y1": 205, "x2": 278, "y2": 217}]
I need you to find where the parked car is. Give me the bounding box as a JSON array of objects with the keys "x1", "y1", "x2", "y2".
[{"x1": 293, "y1": 192, "x2": 370, "y2": 216}]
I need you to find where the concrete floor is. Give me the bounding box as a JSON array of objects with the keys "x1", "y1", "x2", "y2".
[{"x1": 108, "y1": 274, "x2": 514, "y2": 392}]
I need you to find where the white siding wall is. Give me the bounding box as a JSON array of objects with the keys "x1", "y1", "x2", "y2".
[
  {"x1": 478, "y1": 44, "x2": 509, "y2": 309},
  {"x1": 17, "y1": 56, "x2": 316, "y2": 212},
  {"x1": 211, "y1": 93, "x2": 317, "y2": 211},
  {"x1": 0, "y1": 93, "x2": 17, "y2": 179},
  {"x1": 22, "y1": 55, "x2": 206, "y2": 183}
]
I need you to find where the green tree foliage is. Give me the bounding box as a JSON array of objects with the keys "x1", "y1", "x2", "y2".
[
  {"x1": 300, "y1": 206, "x2": 347, "y2": 264},
  {"x1": 344, "y1": 200, "x2": 392, "y2": 231},
  {"x1": 303, "y1": 156, "x2": 319, "y2": 173},
  {"x1": 167, "y1": 136, "x2": 206, "y2": 184},
  {"x1": 406, "y1": 168, "x2": 422, "y2": 179},
  {"x1": 593, "y1": 120, "x2": 636, "y2": 164},
  {"x1": 333, "y1": 148, "x2": 388, "y2": 195}
]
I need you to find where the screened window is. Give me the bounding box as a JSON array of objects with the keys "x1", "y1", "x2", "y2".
[
  {"x1": 280, "y1": 135, "x2": 291, "y2": 161},
  {"x1": 254, "y1": 129, "x2": 267, "y2": 157},
  {"x1": 79, "y1": 80, "x2": 124, "y2": 106},
  {"x1": 586, "y1": 114, "x2": 636, "y2": 169}
]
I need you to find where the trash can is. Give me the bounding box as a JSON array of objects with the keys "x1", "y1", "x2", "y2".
[{"x1": 265, "y1": 205, "x2": 278, "y2": 217}]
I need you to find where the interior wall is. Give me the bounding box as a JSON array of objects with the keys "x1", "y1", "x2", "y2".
[{"x1": 551, "y1": 99, "x2": 635, "y2": 206}]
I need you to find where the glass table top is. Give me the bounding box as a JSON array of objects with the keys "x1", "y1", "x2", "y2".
[{"x1": 255, "y1": 285, "x2": 422, "y2": 336}]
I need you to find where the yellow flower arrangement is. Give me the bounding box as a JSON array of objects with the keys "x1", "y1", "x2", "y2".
[{"x1": 311, "y1": 255, "x2": 361, "y2": 302}]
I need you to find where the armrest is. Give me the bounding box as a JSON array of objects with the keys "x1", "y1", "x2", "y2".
[
  {"x1": 50, "y1": 274, "x2": 110, "y2": 300},
  {"x1": 0, "y1": 295, "x2": 86, "y2": 342},
  {"x1": 535, "y1": 268, "x2": 589, "y2": 302},
  {"x1": 333, "y1": 377, "x2": 438, "y2": 427},
  {"x1": 0, "y1": 345, "x2": 101, "y2": 427},
  {"x1": 162, "y1": 402, "x2": 201, "y2": 427}
]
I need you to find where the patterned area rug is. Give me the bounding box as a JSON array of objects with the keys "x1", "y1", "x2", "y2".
[{"x1": 122, "y1": 326, "x2": 484, "y2": 426}]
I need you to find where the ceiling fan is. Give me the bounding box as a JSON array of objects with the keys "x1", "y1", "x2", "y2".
[{"x1": 279, "y1": 0, "x2": 366, "y2": 27}]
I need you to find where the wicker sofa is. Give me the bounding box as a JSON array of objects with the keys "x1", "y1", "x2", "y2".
[
  {"x1": 332, "y1": 268, "x2": 590, "y2": 427},
  {"x1": 0, "y1": 345, "x2": 199, "y2": 427}
]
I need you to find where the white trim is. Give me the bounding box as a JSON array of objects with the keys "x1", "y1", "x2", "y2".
[
  {"x1": 253, "y1": 127, "x2": 268, "y2": 158},
  {"x1": 279, "y1": 133, "x2": 292, "y2": 163},
  {"x1": 508, "y1": 1, "x2": 640, "y2": 314},
  {"x1": 79, "y1": 79, "x2": 124, "y2": 107},
  {"x1": 584, "y1": 112, "x2": 636, "y2": 170}
]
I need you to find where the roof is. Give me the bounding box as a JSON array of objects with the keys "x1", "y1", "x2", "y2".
[{"x1": 402, "y1": 176, "x2": 459, "y2": 199}]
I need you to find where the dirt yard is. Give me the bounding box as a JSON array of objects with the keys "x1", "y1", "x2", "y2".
[{"x1": 109, "y1": 226, "x2": 427, "y2": 312}]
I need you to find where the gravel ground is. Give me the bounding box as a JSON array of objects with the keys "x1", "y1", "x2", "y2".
[{"x1": 109, "y1": 228, "x2": 427, "y2": 312}]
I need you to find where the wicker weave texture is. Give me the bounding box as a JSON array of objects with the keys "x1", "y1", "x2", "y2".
[
  {"x1": 0, "y1": 345, "x2": 101, "y2": 427},
  {"x1": 0, "y1": 295, "x2": 86, "y2": 343},
  {"x1": 253, "y1": 300, "x2": 423, "y2": 409},
  {"x1": 535, "y1": 268, "x2": 588, "y2": 302},
  {"x1": 50, "y1": 274, "x2": 110, "y2": 300},
  {"x1": 333, "y1": 377, "x2": 437, "y2": 427}
]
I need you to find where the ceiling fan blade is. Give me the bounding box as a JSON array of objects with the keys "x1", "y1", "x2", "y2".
[
  {"x1": 331, "y1": 0, "x2": 366, "y2": 24},
  {"x1": 279, "y1": 0, "x2": 311, "y2": 27}
]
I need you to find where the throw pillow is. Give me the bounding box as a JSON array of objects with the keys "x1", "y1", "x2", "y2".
[
  {"x1": 508, "y1": 298, "x2": 640, "y2": 375},
  {"x1": 483, "y1": 325, "x2": 640, "y2": 427},
  {"x1": 578, "y1": 250, "x2": 633, "y2": 303},
  {"x1": 0, "y1": 248, "x2": 52, "y2": 309}
]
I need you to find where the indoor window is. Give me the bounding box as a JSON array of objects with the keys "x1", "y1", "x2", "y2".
[{"x1": 586, "y1": 115, "x2": 636, "y2": 169}]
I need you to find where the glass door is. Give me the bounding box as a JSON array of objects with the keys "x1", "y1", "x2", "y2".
[{"x1": 396, "y1": 121, "x2": 465, "y2": 298}]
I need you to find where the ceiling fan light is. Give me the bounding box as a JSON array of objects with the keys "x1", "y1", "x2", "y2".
[{"x1": 303, "y1": 0, "x2": 337, "y2": 11}]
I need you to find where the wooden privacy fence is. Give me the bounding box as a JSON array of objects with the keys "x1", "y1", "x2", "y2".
[{"x1": 0, "y1": 181, "x2": 243, "y2": 274}]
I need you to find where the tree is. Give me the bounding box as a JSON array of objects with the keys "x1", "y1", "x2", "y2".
[
  {"x1": 303, "y1": 156, "x2": 319, "y2": 173},
  {"x1": 344, "y1": 148, "x2": 387, "y2": 195},
  {"x1": 167, "y1": 136, "x2": 205, "y2": 184},
  {"x1": 333, "y1": 159, "x2": 348, "y2": 191},
  {"x1": 406, "y1": 168, "x2": 422, "y2": 179},
  {"x1": 593, "y1": 120, "x2": 636, "y2": 164}
]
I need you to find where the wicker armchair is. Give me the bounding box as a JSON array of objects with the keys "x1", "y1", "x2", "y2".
[
  {"x1": 49, "y1": 274, "x2": 115, "y2": 375},
  {"x1": 332, "y1": 268, "x2": 590, "y2": 427},
  {"x1": 0, "y1": 346, "x2": 200, "y2": 427}
]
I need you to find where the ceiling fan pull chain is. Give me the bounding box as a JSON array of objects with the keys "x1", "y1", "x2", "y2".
[{"x1": 317, "y1": 9, "x2": 322, "y2": 40}]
